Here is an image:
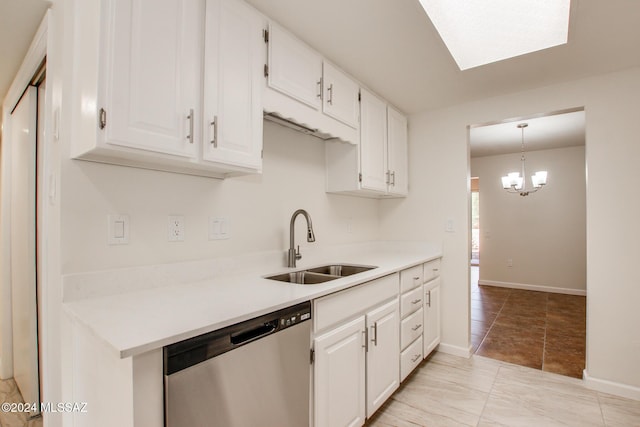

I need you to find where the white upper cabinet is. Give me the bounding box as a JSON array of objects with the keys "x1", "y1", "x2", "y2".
[
  {"x1": 263, "y1": 22, "x2": 359, "y2": 144},
  {"x1": 72, "y1": 0, "x2": 266, "y2": 178},
  {"x1": 203, "y1": 0, "x2": 264, "y2": 171},
  {"x1": 326, "y1": 90, "x2": 409, "y2": 198},
  {"x1": 359, "y1": 89, "x2": 388, "y2": 193},
  {"x1": 101, "y1": 0, "x2": 201, "y2": 158},
  {"x1": 267, "y1": 23, "x2": 323, "y2": 111},
  {"x1": 322, "y1": 62, "x2": 360, "y2": 129},
  {"x1": 387, "y1": 106, "x2": 408, "y2": 196}
]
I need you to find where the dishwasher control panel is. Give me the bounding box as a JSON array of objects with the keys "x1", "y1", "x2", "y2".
[{"x1": 281, "y1": 310, "x2": 311, "y2": 327}]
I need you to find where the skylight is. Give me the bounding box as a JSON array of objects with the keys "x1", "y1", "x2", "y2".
[{"x1": 419, "y1": 0, "x2": 571, "y2": 70}]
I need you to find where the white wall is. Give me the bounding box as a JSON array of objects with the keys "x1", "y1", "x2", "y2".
[
  {"x1": 60, "y1": 120, "x2": 380, "y2": 274},
  {"x1": 379, "y1": 66, "x2": 640, "y2": 395},
  {"x1": 471, "y1": 146, "x2": 586, "y2": 293}
]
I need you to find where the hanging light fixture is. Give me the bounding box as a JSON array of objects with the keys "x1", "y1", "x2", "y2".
[{"x1": 501, "y1": 123, "x2": 548, "y2": 196}]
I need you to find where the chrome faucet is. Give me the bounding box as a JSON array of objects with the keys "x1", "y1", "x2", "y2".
[{"x1": 288, "y1": 209, "x2": 316, "y2": 268}]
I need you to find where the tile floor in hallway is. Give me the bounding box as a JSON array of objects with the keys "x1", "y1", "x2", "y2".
[
  {"x1": 470, "y1": 266, "x2": 586, "y2": 378},
  {"x1": 367, "y1": 351, "x2": 640, "y2": 427},
  {"x1": 0, "y1": 378, "x2": 42, "y2": 427}
]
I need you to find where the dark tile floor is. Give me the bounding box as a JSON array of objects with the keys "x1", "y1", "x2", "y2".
[{"x1": 471, "y1": 267, "x2": 586, "y2": 378}]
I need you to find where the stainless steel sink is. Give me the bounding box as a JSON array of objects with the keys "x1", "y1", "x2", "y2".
[
  {"x1": 306, "y1": 264, "x2": 375, "y2": 277},
  {"x1": 265, "y1": 264, "x2": 377, "y2": 285}
]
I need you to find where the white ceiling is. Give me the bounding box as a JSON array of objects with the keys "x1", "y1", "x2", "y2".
[
  {"x1": 0, "y1": 0, "x2": 50, "y2": 106},
  {"x1": 469, "y1": 110, "x2": 585, "y2": 158}
]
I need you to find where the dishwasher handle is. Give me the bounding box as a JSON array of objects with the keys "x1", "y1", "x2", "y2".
[{"x1": 231, "y1": 320, "x2": 278, "y2": 345}]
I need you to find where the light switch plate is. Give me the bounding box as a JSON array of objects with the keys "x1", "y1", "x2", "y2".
[
  {"x1": 209, "y1": 216, "x2": 230, "y2": 240},
  {"x1": 108, "y1": 214, "x2": 129, "y2": 245}
]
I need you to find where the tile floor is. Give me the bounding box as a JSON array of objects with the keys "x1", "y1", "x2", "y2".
[
  {"x1": 470, "y1": 266, "x2": 586, "y2": 378},
  {"x1": 367, "y1": 351, "x2": 640, "y2": 427},
  {"x1": 0, "y1": 378, "x2": 42, "y2": 427}
]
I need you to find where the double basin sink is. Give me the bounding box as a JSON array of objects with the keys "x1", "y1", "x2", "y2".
[{"x1": 266, "y1": 264, "x2": 377, "y2": 285}]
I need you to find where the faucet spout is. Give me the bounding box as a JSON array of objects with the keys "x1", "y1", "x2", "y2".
[{"x1": 288, "y1": 209, "x2": 315, "y2": 268}]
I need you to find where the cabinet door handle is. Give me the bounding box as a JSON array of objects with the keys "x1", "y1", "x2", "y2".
[
  {"x1": 386, "y1": 170, "x2": 390, "y2": 185},
  {"x1": 362, "y1": 329, "x2": 368, "y2": 352},
  {"x1": 317, "y1": 78, "x2": 322, "y2": 99},
  {"x1": 412, "y1": 324, "x2": 422, "y2": 331},
  {"x1": 426, "y1": 290, "x2": 432, "y2": 307},
  {"x1": 327, "y1": 83, "x2": 333, "y2": 105},
  {"x1": 210, "y1": 116, "x2": 218, "y2": 147},
  {"x1": 391, "y1": 171, "x2": 396, "y2": 186},
  {"x1": 187, "y1": 109, "x2": 194, "y2": 143},
  {"x1": 371, "y1": 323, "x2": 377, "y2": 346},
  {"x1": 411, "y1": 299, "x2": 422, "y2": 305},
  {"x1": 411, "y1": 354, "x2": 421, "y2": 363}
]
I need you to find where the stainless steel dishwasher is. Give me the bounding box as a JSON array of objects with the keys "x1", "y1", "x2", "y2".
[{"x1": 164, "y1": 301, "x2": 312, "y2": 427}]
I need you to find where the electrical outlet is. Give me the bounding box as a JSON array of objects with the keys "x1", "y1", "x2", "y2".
[
  {"x1": 168, "y1": 215, "x2": 185, "y2": 242},
  {"x1": 507, "y1": 258, "x2": 513, "y2": 267}
]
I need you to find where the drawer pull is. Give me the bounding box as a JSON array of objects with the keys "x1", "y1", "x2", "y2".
[
  {"x1": 413, "y1": 276, "x2": 420, "y2": 281},
  {"x1": 411, "y1": 299, "x2": 422, "y2": 305},
  {"x1": 411, "y1": 354, "x2": 421, "y2": 363},
  {"x1": 433, "y1": 268, "x2": 439, "y2": 272},
  {"x1": 412, "y1": 324, "x2": 422, "y2": 331}
]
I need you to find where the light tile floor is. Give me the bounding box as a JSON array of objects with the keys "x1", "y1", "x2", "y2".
[
  {"x1": 367, "y1": 352, "x2": 640, "y2": 427},
  {"x1": 0, "y1": 378, "x2": 42, "y2": 427}
]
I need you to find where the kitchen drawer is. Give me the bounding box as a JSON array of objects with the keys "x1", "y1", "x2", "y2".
[
  {"x1": 400, "y1": 335, "x2": 423, "y2": 382},
  {"x1": 423, "y1": 259, "x2": 441, "y2": 283},
  {"x1": 400, "y1": 265, "x2": 423, "y2": 293},
  {"x1": 400, "y1": 286, "x2": 423, "y2": 317},
  {"x1": 401, "y1": 308, "x2": 423, "y2": 349},
  {"x1": 314, "y1": 273, "x2": 399, "y2": 333}
]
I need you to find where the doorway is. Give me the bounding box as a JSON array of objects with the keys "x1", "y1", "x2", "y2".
[{"x1": 468, "y1": 109, "x2": 587, "y2": 379}]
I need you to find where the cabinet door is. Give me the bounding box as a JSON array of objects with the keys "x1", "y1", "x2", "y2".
[
  {"x1": 268, "y1": 23, "x2": 323, "y2": 110},
  {"x1": 387, "y1": 106, "x2": 408, "y2": 195},
  {"x1": 323, "y1": 62, "x2": 359, "y2": 129},
  {"x1": 314, "y1": 316, "x2": 366, "y2": 427},
  {"x1": 424, "y1": 280, "x2": 441, "y2": 357},
  {"x1": 366, "y1": 299, "x2": 399, "y2": 418},
  {"x1": 359, "y1": 89, "x2": 388, "y2": 193},
  {"x1": 101, "y1": 0, "x2": 201, "y2": 157},
  {"x1": 203, "y1": 0, "x2": 263, "y2": 170}
]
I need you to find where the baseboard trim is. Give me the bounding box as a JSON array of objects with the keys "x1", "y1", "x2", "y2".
[
  {"x1": 437, "y1": 342, "x2": 473, "y2": 358},
  {"x1": 583, "y1": 370, "x2": 640, "y2": 401},
  {"x1": 478, "y1": 279, "x2": 586, "y2": 296}
]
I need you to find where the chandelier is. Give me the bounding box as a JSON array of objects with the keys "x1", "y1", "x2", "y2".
[{"x1": 501, "y1": 123, "x2": 548, "y2": 196}]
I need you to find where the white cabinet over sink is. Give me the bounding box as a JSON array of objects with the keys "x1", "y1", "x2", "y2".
[
  {"x1": 263, "y1": 22, "x2": 359, "y2": 144},
  {"x1": 71, "y1": 0, "x2": 265, "y2": 178}
]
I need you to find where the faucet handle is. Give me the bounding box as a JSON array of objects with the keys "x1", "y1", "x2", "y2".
[{"x1": 295, "y1": 245, "x2": 302, "y2": 261}]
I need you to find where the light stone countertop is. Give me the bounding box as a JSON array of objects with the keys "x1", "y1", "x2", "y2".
[{"x1": 62, "y1": 241, "x2": 442, "y2": 359}]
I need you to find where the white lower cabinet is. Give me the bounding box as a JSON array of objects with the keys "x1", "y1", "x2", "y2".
[
  {"x1": 423, "y1": 277, "x2": 441, "y2": 357},
  {"x1": 314, "y1": 316, "x2": 366, "y2": 427},
  {"x1": 365, "y1": 299, "x2": 400, "y2": 418},
  {"x1": 313, "y1": 274, "x2": 399, "y2": 427}
]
